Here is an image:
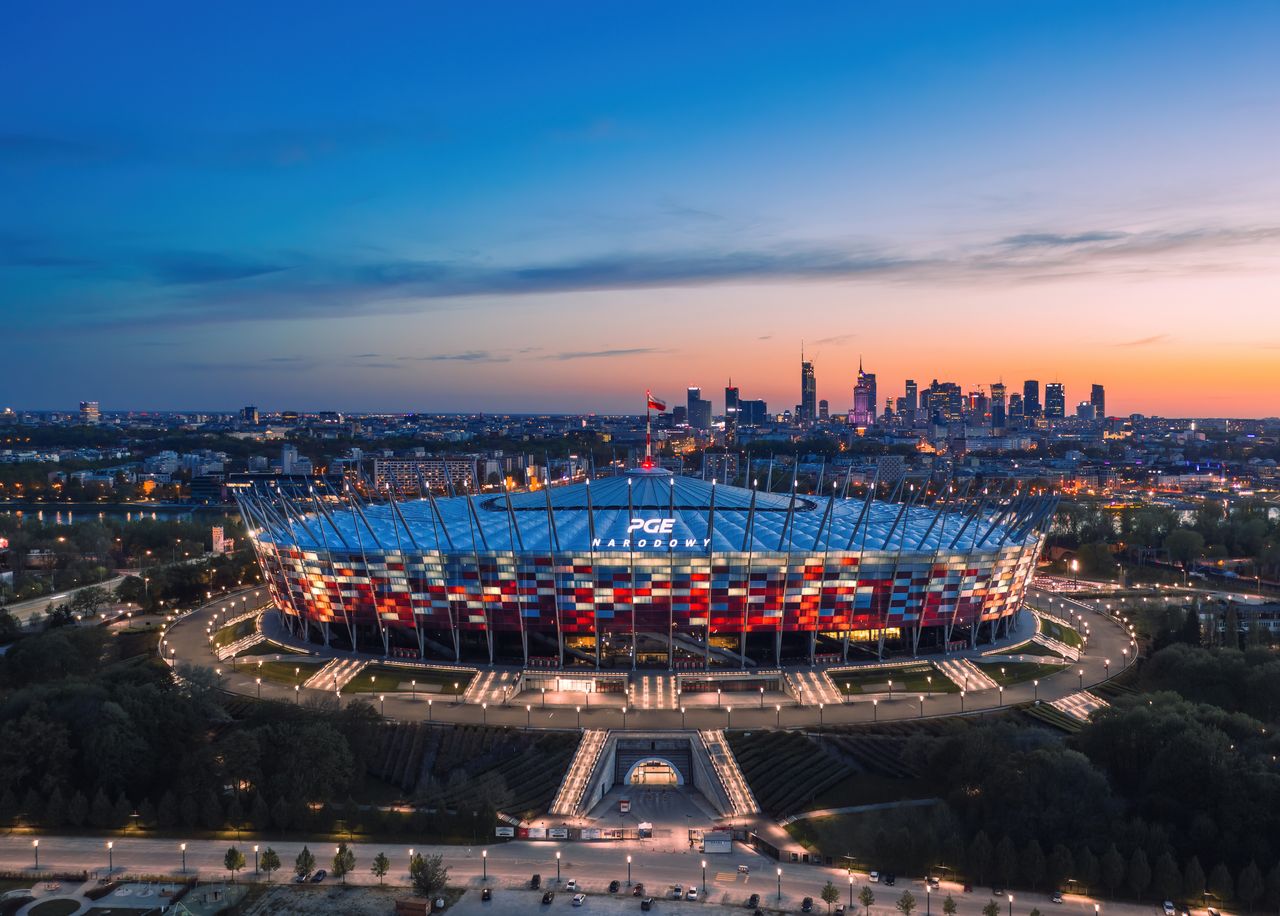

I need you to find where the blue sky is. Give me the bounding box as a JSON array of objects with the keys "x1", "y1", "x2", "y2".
[{"x1": 3, "y1": 1, "x2": 1279, "y2": 415}]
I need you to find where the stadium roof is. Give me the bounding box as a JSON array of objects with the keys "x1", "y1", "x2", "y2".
[{"x1": 244, "y1": 468, "x2": 1049, "y2": 555}]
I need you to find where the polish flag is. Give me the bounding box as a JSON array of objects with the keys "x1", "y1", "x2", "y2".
[{"x1": 647, "y1": 393, "x2": 667, "y2": 411}]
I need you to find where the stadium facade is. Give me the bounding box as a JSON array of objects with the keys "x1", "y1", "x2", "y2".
[{"x1": 237, "y1": 467, "x2": 1055, "y2": 668}]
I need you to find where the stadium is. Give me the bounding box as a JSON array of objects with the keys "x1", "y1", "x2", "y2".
[{"x1": 236, "y1": 467, "x2": 1054, "y2": 669}]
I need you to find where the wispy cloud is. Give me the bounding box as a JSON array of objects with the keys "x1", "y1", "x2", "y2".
[
  {"x1": 813, "y1": 333, "x2": 857, "y2": 345},
  {"x1": 542, "y1": 348, "x2": 666, "y2": 361},
  {"x1": 1000, "y1": 231, "x2": 1129, "y2": 248},
  {"x1": 400, "y1": 351, "x2": 510, "y2": 363},
  {"x1": 1113, "y1": 334, "x2": 1170, "y2": 348},
  {"x1": 148, "y1": 251, "x2": 290, "y2": 285}
]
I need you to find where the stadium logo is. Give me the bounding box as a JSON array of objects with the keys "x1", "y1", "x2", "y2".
[
  {"x1": 627, "y1": 517, "x2": 676, "y2": 535},
  {"x1": 593, "y1": 517, "x2": 707, "y2": 549}
]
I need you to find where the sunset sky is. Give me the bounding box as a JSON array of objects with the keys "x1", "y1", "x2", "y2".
[{"x1": 3, "y1": 1, "x2": 1279, "y2": 417}]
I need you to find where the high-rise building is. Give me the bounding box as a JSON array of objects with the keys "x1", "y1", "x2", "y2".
[
  {"x1": 724, "y1": 382, "x2": 740, "y2": 444},
  {"x1": 1090, "y1": 384, "x2": 1105, "y2": 419},
  {"x1": 672, "y1": 405, "x2": 688, "y2": 426},
  {"x1": 990, "y1": 382, "x2": 1006, "y2": 428},
  {"x1": 241, "y1": 405, "x2": 259, "y2": 425},
  {"x1": 1023, "y1": 380, "x2": 1041, "y2": 418},
  {"x1": 800, "y1": 353, "x2": 817, "y2": 423},
  {"x1": 1045, "y1": 382, "x2": 1066, "y2": 419},
  {"x1": 687, "y1": 387, "x2": 712, "y2": 431},
  {"x1": 281, "y1": 444, "x2": 299, "y2": 474},
  {"x1": 738, "y1": 399, "x2": 768, "y2": 426},
  {"x1": 818, "y1": 399, "x2": 829, "y2": 420},
  {"x1": 1076, "y1": 401, "x2": 1096, "y2": 420},
  {"x1": 79, "y1": 400, "x2": 100, "y2": 425},
  {"x1": 1008, "y1": 392, "x2": 1024, "y2": 422},
  {"x1": 852, "y1": 359, "x2": 876, "y2": 426}
]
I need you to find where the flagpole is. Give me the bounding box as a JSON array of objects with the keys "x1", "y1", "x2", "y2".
[{"x1": 645, "y1": 389, "x2": 652, "y2": 466}]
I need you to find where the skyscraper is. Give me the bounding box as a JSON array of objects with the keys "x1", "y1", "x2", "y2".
[
  {"x1": 818, "y1": 399, "x2": 829, "y2": 420},
  {"x1": 1090, "y1": 384, "x2": 1105, "y2": 419},
  {"x1": 687, "y1": 387, "x2": 712, "y2": 431},
  {"x1": 1045, "y1": 382, "x2": 1066, "y2": 419},
  {"x1": 800, "y1": 351, "x2": 817, "y2": 423},
  {"x1": 79, "y1": 400, "x2": 100, "y2": 425},
  {"x1": 724, "y1": 382, "x2": 740, "y2": 444},
  {"x1": 241, "y1": 405, "x2": 259, "y2": 425},
  {"x1": 990, "y1": 382, "x2": 1006, "y2": 429},
  {"x1": 904, "y1": 379, "x2": 918, "y2": 412},
  {"x1": 1023, "y1": 380, "x2": 1041, "y2": 418},
  {"x1": 852, "y1": 358, "x2": 876, "y2": 426}
]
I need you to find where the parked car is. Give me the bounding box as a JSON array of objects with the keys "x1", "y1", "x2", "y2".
[
  {"x1": 884, "y1": 874, "x2": 896, "y2": 887},
  {"x1": 738, "y1": 865, "x2": 751, "y2": 874},
  {"x1": 481, "y1": 887, "x2": 491, "y2": 901},
  {"x1": 748, "y1": 893, "x2": 761, "y2": 907},
  {"x1": 531, "y1": 874, "x2": 542, "y2": 889},
  {"x1": 310, "y1": 869, "x2": 327, "y2": 883},
  {"x1": 687, "y1": 887, "x2": 699, "y2": 900},
  {"x1": 993, "y1": 888, "x2": 1005, "y2": 897},
  {"x1": 609, "y1": 880, "x2": 620, "y2": 893},
  {"x1": 802, "y1": 896, "x2": 815, "y2": 911},
  {"x1": 1051, "y1": 892, "x2": 1064, "y2": 904},
  {"x1": 1163, "y1": 902, "x2": 1176, "y2": 916},
  {"x1": 672, "y1": 884, "x2": 684, "y2": 899},
  {"x1": 566, "y1": 880, "x2": 579, "y2": 891},
  {"x1": 542, "y1": 891, "x2": 555, "y2": 905},
  {"x1": 641, "y1": 898, "x2": 655, "y2": 912},
  {"x1": 633, "y1": 883, "x2": 645, "y2": 897},
  {"x1": 869, "y1": 871, "x2": 880, "y2": 884},
  {"x1": 963, "y1": 884, "x2": 973, "y2": 893},
  {"x1": 928, "y1": 877, "x2": 941, "y2": 889},
  {"x1": 573, "y1": 894, "x2": 587, "y2": 906},
  {"x1": 293, "y1": 872, "x2": 309, "y2": 884},
  {"x1": 835, "y1": 906, "x2": 847, "y2": 914}
]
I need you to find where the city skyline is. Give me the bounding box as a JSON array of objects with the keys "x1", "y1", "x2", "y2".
[{"x1": 4, "y1": 2, "x2": 1279, "y2": 415}]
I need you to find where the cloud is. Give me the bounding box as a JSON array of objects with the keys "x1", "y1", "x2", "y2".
[
  {"x1": 148, "y1": 251, "x2": 290, "y2": 285},
  {"x1": 1000, "y1": 231, "x2": 1129, "y2": 248},
  {"x1": 542, "y1": 348, "x2": 666, "y2": 361},
  {"x1": 400, "y1": 351, "x2": 510, "y2": 363},
  {"x1": 813, "y1": 333, "x2": 857, "y2": 345},
  {"x1": 1113, "y1": 334, "x2": 1170, "y2": 348}
]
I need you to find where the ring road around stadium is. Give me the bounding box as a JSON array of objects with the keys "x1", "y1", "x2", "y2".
[{"x1": 234, "y1": 466, "x2": 1056, "y2": 670}]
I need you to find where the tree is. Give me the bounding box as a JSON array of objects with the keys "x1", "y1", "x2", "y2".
[
  {"x1": 860, "y1": 885, "x2": 876, "y2": 916},
  {"x1": 251, "y1": 794, "x2": 271, "y2": 832},
  {"x1": 89, "y1": 787, "x2": 113, "y2": 828},
  {"x1": 969, "y1": 832, "x2": 993, "y2": 886},
  {"x1": 821, "y1": 881, "x2": 841, "y2": 913},
  {"x1": 43, "y1": 787, "x2": 66, "y2": 828},
  {"x1": 983, "y1": 900, "x2": 1000, "y2": 916},
  {"x1": 372, "y1": 851, "x2": 391, "y2": 886},
  {"x1": 896, "y1": 890, "x2": 917, "y2": 916},
  {"x1": 1048, "y1": 845, "x2": 1075, "y2": 891},
  {"x1": 295, "y1": 845, "x2": 316, "y2": 879},
  {"x1": 1184, "y1": 857, "x2": 1206, "y2": 903},
  {"x1": 270, "y1": 796, "x2": 291, "y2": 832},
  {"x1": 1102, "y1": 844, "x2": 1126, "y2": 898},
  {"x1": 1152, "y1": 852, "x2": 1180, "y2": 902},
  {"x1": 1237, "y1": 862, "x2": 1263, "y2": 913},
  {"x1": 1265, "y1": 863, "x2": 1280, "y2": 912},
  {"x1": 1164, "y1": 529, "x2": 1205, "y2": 572},
  {"x1": 1209, "y1": 863, "x2": 1233, "y2": 904},
  {"x1": 224, "y1": 846, "x2": 246, "y2": 883},
  {"x1": 410, "y1": 851, "x2": 449, "y2": 897},
  {"x1": 332, "y1": 842, "x2": 355, "y2": 885},
  {"x1": 260, "y1": 847, "x2": 281, "y2": 883},
  {"x1": 68, "y1": 791, "x2": 89, "y2": 828},
  {"x1": 943, "y1": 895, "x2": 957, "y2": 916},
  {"x1": 1022, "y1": 839, "x2": 1046, "y2": 891},
  {"x1": 1128, "y1": 849, "x2": 1151, "y2": 901}
]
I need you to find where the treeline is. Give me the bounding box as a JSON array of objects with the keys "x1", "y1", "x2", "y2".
[{"x1": 820, "y1": 643, "x2": 1280, "y2": 908}]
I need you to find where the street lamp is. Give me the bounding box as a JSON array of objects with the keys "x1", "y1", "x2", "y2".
[
  {"x1": 1078, "y1": 668, "x2": 1084, "y2": 689},
  {"x1": 627, "y1": 854, "x2": 632, "y2": 886},
  {"x1": 576, "y1": 705, "x2": 582, "y2": 729},
  {"x1": 717, "y1": 687, "x2": 722, "y2": 707},
  {"x1": 775, "y1": 704, "x2": 782, "y2": 728},
  {"x1": 295, "y1": 685, "x2": 300, "y2": 703},
  {"x1": 556, "y1": 850, "x2": 561, "y2": 883},
  {"x1": 927, "y1": 885, "x2": 932, "y2": 915},
  {"x1": 428, "y1": 699, "x2": 433, "y2": 721},
  {"x1": 482, "y1": 701, "x2": 488, "y2": 725},
  {"x1": 107, "y1": 840, "x2": 114, "y2": 873},
  {"x1": 1104, "y1": 658, "x2": 1111, "y2": 677},
  {"x1": 254, "y1": 845, "x2": 259, "y2": 874},
  {"x1": 888, "y1": 678, "x2": 893, "y2": 697},
  {"x1": 381, "y1": 694, "x2": 387, "y2": 717},
  {"x1": 1033, "y1": 679, "x2": 1039, "y2": 701},
  {"x1": 482, "y1": 849, "x2": 488, "y2": 881},
  {"x1": 681, "y1": 706, "x2": 687, "y2": 728},
  {"x1": 622, "y1": 706, "x2": 628, "y2": 729},
  {"x1": 527, "y1": 704, "x2": 533, "y2": 728},
  {"x1": 32, "y1": 839, "x2": 38, "y2": 870},
  {"x1": 702, "y1": 859, "x2": 707, "y2": 894},
  {"x1": 411, "y1": 679, "x2": 416, "y2": 699},
  {"x1": 819, "y1": 702, "x2": 824, "y2": 726},
  {"x1": 998, "y1": 686, "x2": 1005, "y2": 706},
  {"x1": 759, "y1": 686, "x2": 765, "y2": 708},
  {"x1": 873, "y1": 698, "x2": 878, "y2": 722},
  {"x1": 726, "y1": 705, "x2": 732, "y2": 729},
  {"x1": 180, "y1": 843, "x2": 186, "y2": 873},
  {"x1": 1008, "y1": 893, "x2": 1013, "y2": 916},
  {"x1": 960, "y1": 690, "x2": 965, "y2": 712},
  {"x1": 777, "y1": 866, "x2": 783, "y2": 901},
  {"x1": 918, "y1": 695, "x2": 924, "y2": 718}
]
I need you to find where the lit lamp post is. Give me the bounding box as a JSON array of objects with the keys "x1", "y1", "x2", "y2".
[
  {"x1": 381, "y1": 695, "x2": 387, "y2": 717},
  {"x1": 1078, "y1": 668, "x2": 1084, "y2": 689},
  {"x1": 849, "y1": 874, "x2": 855, "y2": 907},
  {"x1": 777, "y1": 866, "x2": 783, "y2": 901},
  {"x1": 888, "y1": 678, "x2": 893, "y2": 697},
  {"x1": 254, "y1": 844, "x2": 259, "y2": 874},
  {"x1": 556, "y1": 850, "x2": 561, "y2": 883},
  {"x1": 1008, "y1": 893, "x2": 1013, "y2": 916},
  {"x1": 482, "y1": 701, "x2": 488, "y2": 725},
  {"x1": 482, "y1": 849, "x2": 488, "y2": 881},
  {"x1": 717, "y1": 688, "x2": 722, "y2": 708},
  {"x1": 428, "y1": 699, "x2": 433, "y2": 722},
  {"x1": 998, "y1": 686, "x2": 1005, "y2": 706},
  {"x1": 107, "y1": 840, "x2": 114, "y2": 873},
  {"x1": 759, "y1": 686, "x2": 765, "y2": 708},
  {"x1": 180, "y1": 843, "x2": 187, "y2": 873},
  {"x1": 1104, "y1": 658, "x2": 1111, "y2": 678},
  {"x1": 726, "y1": 705, "x2": 732, "y2": 729},
  {"x1": 960, "y1": 690, "x2": 965, "y2": 712},
  {"x1": 527, "y1": 704, "x2": 533, "y2": 728},
  {"x1": 775, "y1": 704, "x2": 782, "y2": 728},
  {"x1": 1033, "y1": 679, "x2": 1039, "y2": 701},
  {"x1": 702, "y1": 859, "x2": 707, "y2": 894},
  {"x1": 576, "y1": 706, "x2": 582, "y2": 729},
  {"x1": 918, "y1": 695, "x2": 924, "y2": 718},
  {"x1": 927, "y1": 885, "x2": 932, "y2": 915},
  {"x1": 627, "y1": 854, "x2": 632, "y2": 886},
  {"x1": 873, "y1": 698, "x2": 878, "y2": 722},
  {"x1": 681, "y1": 706, "x2": 687, "y2": 728},
  {"x1": 294, "y1": 685, "x2": 300, "y2": 703},
  {"x1": 411, "y1": 679, "x2": 416, "y2": 699},
  {"x1": 32, "y1": 839, "x2": 38, "y2": 870},
  {"x1": 255, "y1": 677, "x2": 262, "y2": 698}
]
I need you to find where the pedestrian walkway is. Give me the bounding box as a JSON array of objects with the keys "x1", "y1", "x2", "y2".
[
  {"x1": 1032, "y1": 632, "x2": 1081, "y2": 661},
  {"x1": 303, "y1": 657, "x2": 365, "y2": 691},
  {"x1": 549, "y1": 729, "x2": 608, "y2": 816},
  {"x1": 635, "y1": 674, "x2": 679, "y2": 709},
  {"x1": 463, "y1": 669, "x2": 517, "y2": 704},
  {"x1": 1050, "y1": 690, "x2": 1109, "y2": 722},
  {"x1": 785, "y1": 669, "x2": 842, "y2": 706},
  {"x1": 216, "y1": 631, "x2": 265, "y2": 661},
  {"x1": 698, "y1": 729, "x2": 759, "y2": 817},
  {"x1": 936, "y1": 658, "x2": 997, "y2": 691}
]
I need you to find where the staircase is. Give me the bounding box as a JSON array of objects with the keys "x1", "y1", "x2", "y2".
[
  {"x1": 936, "y1": 658, "x2": 997, "y2": 691},
  {"x1": 217, "y1": 631, "x2": 265, "y2": 661},
  {"x1": 785, "y1": 670, "x2": 842, "y2": 706},
  {"x1": 464, "y1": 669, "x2": 516, "y2": 704},
  {"x1": 1050, "y1": 690, "x2": 1109, "y2": 723},
  {"x1": 1032, "y1": 633, "x2": 1081, "y2": 661},
  {"x1": 304, "y1": 658, "x2": 366, "y2": 692},
  {"x1": 550, "y1": 729, "x2": 609, "y2": 816},
  {"x1": 635, "y1": 674, "x2": 679, "y2": 709},
  {"x1": 699, "y1": 730, "x2": 759, "y2": 817}
]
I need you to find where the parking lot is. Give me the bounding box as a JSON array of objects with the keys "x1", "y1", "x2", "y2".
[{"x1": 446, "y1": 886, "x2": 787, "y2": 915}]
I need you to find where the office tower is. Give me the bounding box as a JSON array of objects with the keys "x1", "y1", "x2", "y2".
[
  {"x1": 1023, "y1": 380, "x2": 1041, "y2": 418},
  {"x1": 724, "y1": 382, "x2": 740, "y2": 444},
  {"x1": 818, "y1": 399, "x2": 829, "y2": 420},
  {"x1": 904, "y1": 379, "x2": 918, "y2": 413},
  {"x1": 1090, "y1": 384, "x2": 1105, "y2": 419},
  {"x1": 79, "y1": 400, "x2": 100, "y2": 425},
  {"x1": 1008, "y1": 392, "x2": 1024, "y2": 421},
  {"x1": 800, "y1": 352, "x2": 817, "y2": 423},
  {"x1": 241, "y1": 405, "x2": 259, "y2": 425},
  {"x1": 1045, "y1": 382, "x2": 1066, "y2": 419},
  {"x1": 687, "y1": 387, "x2": 712, "y2": 431},
  {"x1": 852, "y1": 359, "x2": 876, "y2": 426},
  {"x1": 990, "y1": 382, "x2": 1006, "y2": 428},
  {"x1": 672, "y1": 405, "x2": 688, "y2": 426},
  {"x1": 738, "y1": 399, "x2": 768, "y2": 426},
  {"x1": 1076, "y1": 401, "x2": 1096, "y2": 420},
  {"x1": 281, "y1": 444, "x2": 299, "y2": 474}
]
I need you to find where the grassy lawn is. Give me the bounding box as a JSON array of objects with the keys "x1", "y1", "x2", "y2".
[
  {"x1": 247, "y1": 659, "x2": 324, "y2": 686},
  {"x1": 342, "y1": 664, "x2": 474, "y2": 694},
  {"x1": 237, "y1": 639, "x2": 308, "y2": 657},
  {"x1": 807, "y1": 773, "x2": 933, "y2": 810},
  {"x1": 212, "y1": 616, "x2": 256, "y2": 649},
  {"x1": 1038, "y1": 617, "x2": 1083, "y2": 647},
  {"x1": 975, "y1": 660, "x2": 1067, "y2": 686},
  {"x1": 785, "y1": 802, "x2": 941, "y2": 862},
  {"x1": 831, "y1": 663, "x2": 958, "y2": 694},
  {"x1": 1002, "y1": 639, "x2": 1066, "y2": 658}
]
